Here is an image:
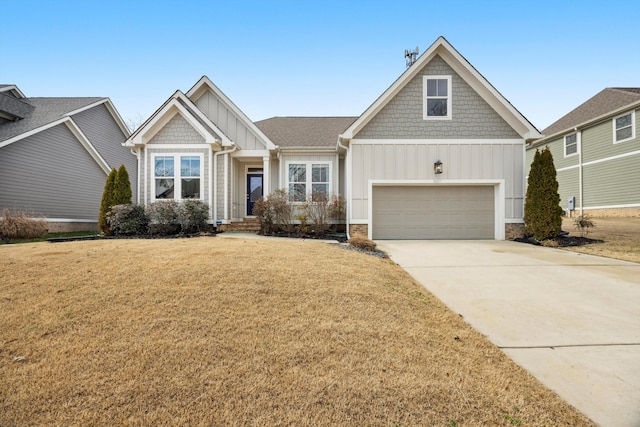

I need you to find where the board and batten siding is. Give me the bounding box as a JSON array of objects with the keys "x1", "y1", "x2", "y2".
[
  {"x1": 0, "y1": 123, "x2": 107, "y2": 220},
  {"x1": 356, "y1": 55, "x2": 520, "y2": 140},
  {"x1": 193, "y1": 90, "x2": 265, "y2": 150},
  {"x1": 350, "y1": 140, "x2": 525, "y2": 221},
  {"x1": 71, "y1": 103, "x2": 137, "y2": 201}
]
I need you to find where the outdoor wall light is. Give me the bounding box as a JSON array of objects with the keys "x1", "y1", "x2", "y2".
[{"x1": 434, "y1": 160, "x2": 443, "y2": 174}]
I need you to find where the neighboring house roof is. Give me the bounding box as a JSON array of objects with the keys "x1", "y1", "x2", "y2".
[
  {"x1": 255, "y1": 117, "x2": 357, "y2": 148},
  {"x1": 341, "y1": 36, "x2": 542, "y2": 142},
  {"x1": 538, "y1": 88, "x2": 640, "y2": 139},
  {"x1": 0, "y1": 97, "x2": 103, "y2": 143},
  {"x1": 0, "y1": 92, "x2": 35, "y2": 119}
]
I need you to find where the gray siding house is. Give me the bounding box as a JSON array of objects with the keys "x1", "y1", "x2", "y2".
[
  {"x1": 0, "y1": 85, "x2": 136, "y2": 231},
  {"x1": 340, "y1": 37, "x2": 541, "y2": 240},
  {"x1": 527, "y1": 88, "x2": 640, "y2": 217},
  {"x1": 127, "y1": 37, "x2": 540, "y2": 240}
]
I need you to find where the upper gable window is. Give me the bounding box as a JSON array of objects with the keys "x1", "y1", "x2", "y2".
[
  {"x1": 423, "y1": 75, "x2": 451, "y2": 120},
  {"x1": 614, "y1": 111, "x2": 635, "y2": 143},
  {"x1": 564, "y1": 132, "x2": 579, "y2": 157}
]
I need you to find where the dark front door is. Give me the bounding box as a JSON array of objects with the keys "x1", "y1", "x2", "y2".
[{"x1": 246, "y1": 174, "x2": 263, "y2": 216}]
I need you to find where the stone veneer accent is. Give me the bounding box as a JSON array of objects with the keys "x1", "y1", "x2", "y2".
[
  {"x1": 505, "y1": 223, "x2": 525, "y2": 240},
  {"x1": 349, "y1": 224, "x2": 369, "y2": 238}
]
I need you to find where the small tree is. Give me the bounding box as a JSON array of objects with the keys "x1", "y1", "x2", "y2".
[
  {"x1": 98, "y1": 168, "x2": 117, "y2": 234},
  {"x1": 113, "y1": 164, "x2": 132, "y2": 205},
  {"x1": 524, "y1": 147, "x2": 563, "y2": 241}
]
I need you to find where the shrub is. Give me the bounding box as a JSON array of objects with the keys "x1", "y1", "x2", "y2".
[
  {"x1": 177, "y1": 199, "x2": 210, "y2": 234},
  {"x1": 147, "y1": 201, "x2": 181, "y2": 235},
  {"x1": 113, "y1": 164, "x2": 132, "y2": 205},
  {"x1": 98, "y1": 168, "x2": 117, "y2": 234},
  {"x1": 0, "y1": 209, "x2": 48, "y2": 240},
  {"x1": 301, "y1": 190, "x2": 332, "y2": 236},
  {"x1": 106, "y1": 204, "x2": 149, "y2": 236},
  {"x1": 253, "y1": 197, "x2": 274, "y2": 234},
  {"x1": 574, "y1": 215, "x2": 595, "y2": 238},
  {"x1": 348, "y1": 236, "x2": 377, "y2": 252},
  {"x1": 524, "y1": 147, "x2": 563, "y2": 241},
  {"x1": 270, "y1": 189, "x2": 295, "y2": 234}
]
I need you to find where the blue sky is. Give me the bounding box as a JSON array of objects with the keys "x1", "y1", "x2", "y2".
[{"x1": 3, "y1": 0, "x2": 639, "y2": 131}]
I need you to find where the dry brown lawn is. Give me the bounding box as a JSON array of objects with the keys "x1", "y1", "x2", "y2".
[
  {"x1": 561, "y1": 217, "x2": 640, "y2": 263},
  {"x1": 1, "y1": 237, "x2": 594, "y2": 426}
]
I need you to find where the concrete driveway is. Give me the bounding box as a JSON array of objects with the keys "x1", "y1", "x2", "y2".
[{"x1": 375, "y1": 240, "x2": 640, "y2": 427}]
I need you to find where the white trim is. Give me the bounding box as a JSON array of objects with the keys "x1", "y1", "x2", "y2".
[
  {"x1": 563, "y1": 132, "x2": 579, "y2": 158},
  {"x1": 557, "y1": 149, "x2": 640, "y2": 173},
  {"x1": 350, "y1": 138, "x2": 524, "y2": 145},
  {"x1": 556, "y1": 164, "x2": 580, "y2": 172},
  {"x1": 43, "y1": 218, "x2": 98, "y2": 223},
  {"x1": 245, "y1": 164, "x2": 265, "y2": 217},
  {"x1": 582, "y1": 202, "x2": 640, "y2": 210},
  {"x1": 423, "y1": 75, "x2": 452, "y2": 120},
  {"x1": 0, "y1": 117, "x2": 68, "y2": 148},
  {"x1": 0, "y1": 84, "x2": 26, "y2": 98},
  {"x1": 367, "y1": 179, "x2": 506, "y2": 240},
  {"x1": 145, "y1": 143, "x2": 214, "y2": 150},
  {"x1": 613, "y1": 111, "x2": 636, "y2": 144},
  {"x1": 66, "y1": 98, "x2": 131, "y2": 138},
  {"x1": 231, "y1": 149, "x2": 270, "y2": 158},
  {"x1": 64, "y1": 119, "x2": 111, "y2": 174},
  {"x1": 150, "y1": 153, "x2": 205, "y2": 201}
]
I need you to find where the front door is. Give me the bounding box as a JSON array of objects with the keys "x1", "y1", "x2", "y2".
[{"x1": 246, "y1": 173, "x2": 263, "y2": 216}]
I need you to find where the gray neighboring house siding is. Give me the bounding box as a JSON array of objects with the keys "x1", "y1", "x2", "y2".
[
  {"x1": 356, "y1": 55, "x2": 520, "y2": 140},
  {"x1": 0, "y1": 123, "x2": 108, "y2": 220}
]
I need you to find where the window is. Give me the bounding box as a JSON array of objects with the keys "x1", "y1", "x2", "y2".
[
  {"x1": 154, "y1": 154, "x2": 202, "y2": 200},
  {"x1": 564, "y1": 133, "x2": 578, "y2": 157},
  {"x1": 423, "y1": 75, "x2": 451, "y2": 120},
  {"x1": 614, "y1": 111, "x2": 635, "y2": 143},
  {"x1": 287, "y1": 162, "x2": 331, "y2": 202}
]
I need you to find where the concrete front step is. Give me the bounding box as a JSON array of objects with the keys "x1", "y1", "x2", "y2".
[{"x1": 218, "y1": 219, "x2": 261, "y2": 233}]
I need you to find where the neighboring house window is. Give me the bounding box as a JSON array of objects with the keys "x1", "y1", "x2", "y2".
[
  {"x1": 287, "y1": 162, "x2": 331, "y2": 202},
  {"x1": 154, "y1": 154, "x2": 202, "y2": 200},
  {"x1": 614, "y1": 111, "x2": 635, "y2": 143},
  {"x1": 564, "y1": 133, "x2": 579, "y2": 157},
  {"x1": 423, "y1": 75, "x2": 452, "y2": 120}
]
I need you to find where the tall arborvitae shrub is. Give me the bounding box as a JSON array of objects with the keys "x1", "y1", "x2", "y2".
[
  {"x1": 113, "y1": 164, "x2": 132, "y2": 205},
  {"x1": 524, "y1": 147, "x2": 563, "y2": 241},
  {"x1": 98, "y1": 169, "x2": 117, "y2": 234}
]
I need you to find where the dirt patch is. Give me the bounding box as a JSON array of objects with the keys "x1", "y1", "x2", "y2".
[{"x1": 0, "y1": 238, "x2": 594, "y2": 426}]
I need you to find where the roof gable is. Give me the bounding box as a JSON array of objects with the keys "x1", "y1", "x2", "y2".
[
  {"x1": 540, "y1": 88, "x2": 640, "y2": 138},
  {"x1": 187, "y1": 76, "x2": 276, "y2": 150},
  {"x1": 341, "y1": 36, "x2": 541, "y2": 142}
]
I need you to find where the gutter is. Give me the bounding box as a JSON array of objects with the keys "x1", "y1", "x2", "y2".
[{"x1": 337, "y1": 135, "x2": 350, "y2": 240}]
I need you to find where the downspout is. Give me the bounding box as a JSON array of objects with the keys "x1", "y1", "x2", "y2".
[
  {"x1": 132, "y1": 149, "x2": 141, "y2": 204},
  {"x1": 337, "y1": 136, "x2": 350, "y2": 240},
  {"x1": 213, "y1": 144, "x2": 238, "y2": 224},
  {"x1": 578, "y1": 129, "x2": 584, "y2": 216}
]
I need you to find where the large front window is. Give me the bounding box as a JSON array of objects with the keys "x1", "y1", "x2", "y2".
[
  {"x1": 154, "y1": 154, "x2": 202, "y2": 200},
  {"x1": 287, "y1": 162, "x2": 331, "y2": 202},
  {"x1": 423, "y1": 75, "x2": 451, "y2": 120},
  {"x1": 614, "y1": 112, "x2": 635, "y2": 143}
]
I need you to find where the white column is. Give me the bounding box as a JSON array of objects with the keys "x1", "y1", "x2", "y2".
[{"x1": 262, "y1": 156, "x2": 270, "y2": 198}]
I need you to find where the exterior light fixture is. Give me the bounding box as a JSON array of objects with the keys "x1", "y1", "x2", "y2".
[{"x1": 434, "y1": 160, "x2": 443, "y2": 174}]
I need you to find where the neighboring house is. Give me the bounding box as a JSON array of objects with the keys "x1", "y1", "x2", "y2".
[
  {"x1": 339, "y1": 36, "x2": 541, "y2": 240},
  {"x1": 0, "y1": 84, "x2": 135, "y2": 232},
  {"x1": 526, "y1": 88, "x2": 640, "y2": 217},
  {"x1": 127, "y1": 36, "x2": 540, "y2": 240}
]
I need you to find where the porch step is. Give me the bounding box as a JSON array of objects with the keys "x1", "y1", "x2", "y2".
[{"x1": 219, "y1": 218, "x2": 260, "y2": 233}]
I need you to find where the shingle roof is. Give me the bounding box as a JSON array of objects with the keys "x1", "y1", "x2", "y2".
[
  {"x1": 0, "y1": 97, "x2": 104, "y2": 143},
  {"x1": 254, "y1": 117, "x2": 357, "y2": 148},
  {"x1": 541, "y1": 88, "x2": 640, "y2": 137},
  {"x1": 0, "y1": 92, "x2": 34, "y2": 119}
]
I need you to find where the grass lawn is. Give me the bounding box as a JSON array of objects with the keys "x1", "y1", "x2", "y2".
[
  {"x1": 561, "y1": 217, "x2": 640, "y2": 263},
  {"x1": 1, "y1": 237, "x2": 594, "y2": 426}
]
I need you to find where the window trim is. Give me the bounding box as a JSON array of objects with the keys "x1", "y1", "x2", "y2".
[
  {"x1": 613, "y1": 111, "x2": 635, "y2": 144},
  {"x1": 564, "y1": 132, "x2": 579, "y2": 157},
  {"x1": 152, "y1": 153, "x2": 204, "y2": 202},
  {"x1": 285, "y1": 161, "x2": 332, "y2": 204},
  {"x1": 423, "y1": 75, "x2": 452, "y2": 120}
]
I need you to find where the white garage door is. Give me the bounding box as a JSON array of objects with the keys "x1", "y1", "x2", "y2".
[{"x1": 372, "y1": 186, "x2": 495, "y2": 240}]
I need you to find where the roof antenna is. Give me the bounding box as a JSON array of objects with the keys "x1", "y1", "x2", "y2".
[{"x1": 404, "y1": 46, "x2": 419, "y2": 68}]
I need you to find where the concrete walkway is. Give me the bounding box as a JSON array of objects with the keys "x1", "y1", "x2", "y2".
[{"x1": 375, "y1": 240, "x2": 640, "y2": 427}]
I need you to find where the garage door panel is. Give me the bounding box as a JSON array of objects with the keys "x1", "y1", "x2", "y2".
[{"x1": 372, "y1": 186, "x2": 494, "y2": 240}]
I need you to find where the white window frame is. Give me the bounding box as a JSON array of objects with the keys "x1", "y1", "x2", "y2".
[
  {"x1": 613, "y1": 111, "x2": 635, "y2": 144},
  {"x1": 152, "y1": 153, "x2": 204, "y2": 201},
  {"x1": 285, "y1": 161, "x2": 332, "y2": 204},
  {"x1": 564, "y1": 132, "x2": 579, "y2": 157},
  {"x1": 423, "y1": 75, "x2": 452, "y2": 120}
]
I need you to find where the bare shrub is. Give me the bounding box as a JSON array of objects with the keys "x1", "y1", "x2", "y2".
[
  {"x1": 301, "y1": 190, "x2": 332, "y2": 236},
  {"x1": 253, "y1": 197, "x2": 274, "y2": 234},
  {"x1": 0, "y1": 209, "x2": 48, "y2": 240},
  {"x1": 270, "y1": 189, "x2": 295, "y2": 234},
  {"x1": 574, "y1": 215, "x2": 595, "y2": 238},
  {"x1": 348, "y1": 236, "x2": 377, "y2": 252}
]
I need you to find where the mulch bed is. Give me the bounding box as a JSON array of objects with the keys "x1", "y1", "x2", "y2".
[{"x1": 514, "y1": 231, "x2": 603, "y2": 247}]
